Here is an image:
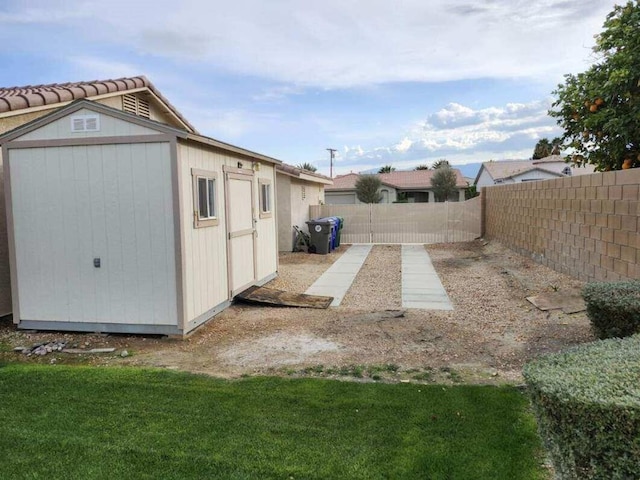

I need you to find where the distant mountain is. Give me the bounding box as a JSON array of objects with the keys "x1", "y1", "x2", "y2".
[{"x1": 455, "y1": 162, "x2": 483, "y2": 181}]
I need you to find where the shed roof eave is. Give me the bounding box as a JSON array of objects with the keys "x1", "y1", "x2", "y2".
[{"x1": 183, "y1": 134, "x2": 282, "y2": 165}]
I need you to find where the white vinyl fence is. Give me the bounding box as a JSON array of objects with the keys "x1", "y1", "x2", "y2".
[{"x1": 310, "y1": 196, "x2": 481, "y2": 244}]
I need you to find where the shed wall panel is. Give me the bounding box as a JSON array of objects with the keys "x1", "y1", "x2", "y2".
[
  {"x1": 178, "y1": 143, "x2": 230, "y2": 323},
  {"x1": 255, "y1": 165, "x2": 278, "y2": 279},
  {"x1": 9, "y1": 143, "x2": 177, "y2": 325},
  {"x1": 276, "y1": 174, "x2": 292, "y2": 251},
  {"x1": 0, "y1": 167, "x2": 12, "y2": 315}
]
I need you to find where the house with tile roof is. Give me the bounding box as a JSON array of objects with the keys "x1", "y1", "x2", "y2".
[
  {"x1": 325, "y1": 169, "x2": 468, "y2": 205},
  {"x1": 474, "y1": 155, "x2": 595, "y2": 188},
  {"x1": 0, "y1": 75, "x2": 197, "y2": 136},
  {"x1": 275, "y1": 163, "x2": 333, "y2": 251}
]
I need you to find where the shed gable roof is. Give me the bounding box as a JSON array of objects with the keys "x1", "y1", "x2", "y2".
[
  {"x1": 0, "y1": 75, "x2": 198, "y2": 134},
  {"x1": 0, "y1": 99, "x2": 283, "y2": 166},
  {"x1": 0, "y1": 99, "x2": 185, "y2": 143}
]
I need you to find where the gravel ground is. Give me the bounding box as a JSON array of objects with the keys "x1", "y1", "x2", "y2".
[
  {"x1": 0, "y1": 240, "x2": 595, "y2": 384},
  {"x1": 341, "y1": 245, "x2": 402, "y2": 309}
]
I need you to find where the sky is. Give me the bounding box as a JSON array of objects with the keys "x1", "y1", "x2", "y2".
[{"x1": 0, "y1": 0, "x2": 621, "y2": 178}]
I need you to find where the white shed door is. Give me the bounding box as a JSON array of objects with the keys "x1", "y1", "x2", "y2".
[{"x1": 225, "y1": 170, "x2": 257, "y2": 296}]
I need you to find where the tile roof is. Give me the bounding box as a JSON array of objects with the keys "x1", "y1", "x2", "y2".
[
  {"x1": 479, "y1": 155, "x2": 595, "y2": 182},
  {"x1": 327, "y1": 169, "x2": 467, "y2": 191},
  {"x1": 0, "y1": 75, "x2": 198, "y2": 133},
  {"x1": 276, "y1": 163, "x2": 333, "y2": 184}
]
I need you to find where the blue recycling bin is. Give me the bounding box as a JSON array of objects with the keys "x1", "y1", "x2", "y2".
[
  {"x1": 326, "y1": 216, "x2": 341, "y2": 249},
  {"x1": 315, "y1": 217, "x2": 337, "y2": 251}
]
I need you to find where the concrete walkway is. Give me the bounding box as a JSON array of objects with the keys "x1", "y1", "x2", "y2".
[
  {"x1": 401, "y1": 245, "x2": 453, "y2": 310},
  {"x1": 305, "y1": 244, "x2": 453, "y2": 310},
  {"x1": 305, "y1": 244, "x2": 373, "y2": 306}
]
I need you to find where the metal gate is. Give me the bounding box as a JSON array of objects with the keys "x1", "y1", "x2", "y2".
[{"x1": 310, "y1": 196, "x2": 481, "y2": 244}]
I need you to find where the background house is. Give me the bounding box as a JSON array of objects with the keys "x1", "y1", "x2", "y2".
[
  {"x1": 474, "y1": 155, "x2": 596, "y2": 188},
  {"x1": 1, "y1": 96, "x2": 280, "y2": 336},
  {"x1": 325, "y1": 169, "x2": 467, "y2": 204},
  {"x1": 276, "y1": 163, "x2": 332, "y2": 252}
]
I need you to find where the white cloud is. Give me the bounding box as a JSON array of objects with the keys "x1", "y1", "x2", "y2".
[
  {"x1": 0, "y1": 0, "x2": 619, "y2": 88},
  {"x1": 340, "y1": 99, "x2": 563, "y2": 170},
  {"x1": 68, "y1": 57, "x2": 142, "y2": 80}
]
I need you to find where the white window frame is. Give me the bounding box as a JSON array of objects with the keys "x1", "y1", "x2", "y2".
[
  {"x1": 192, "y1": 168, "x2": 219, "y2": 228},
  {"x1": 259, "y1": 178, "x2": 272, "y2": 219},
  {"x1": 70, "y1": 114, "x2": 100, "y2": 132}
]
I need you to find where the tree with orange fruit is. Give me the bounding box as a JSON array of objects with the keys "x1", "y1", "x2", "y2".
[{"x1": 550, "y1": 1, "x2": 639, "y2": 171}]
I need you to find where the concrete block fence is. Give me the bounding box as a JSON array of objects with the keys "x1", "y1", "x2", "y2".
[{"x1": 482, "y1": 169, "x2": 640, "y2": 282}]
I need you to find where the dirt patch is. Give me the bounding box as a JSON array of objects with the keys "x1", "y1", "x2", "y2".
[
  {"x1": 218, "y1": 333, "x2": 341, "y2": 368},
  {"x1": 0, "y1": 240, "x2": 595, "y2": 383}
]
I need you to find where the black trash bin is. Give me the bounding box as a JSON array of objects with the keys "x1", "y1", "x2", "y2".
[{"x1": 305, "y1": 218, "x2": 334, "y2": 254}]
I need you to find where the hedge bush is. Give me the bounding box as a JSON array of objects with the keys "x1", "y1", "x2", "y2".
[
  {"x1": 582, "y1": 280, "x2": 640, "y2": 339},
  {"x1": 523, "y1": 336, "x2": 640, "y2": 479}
]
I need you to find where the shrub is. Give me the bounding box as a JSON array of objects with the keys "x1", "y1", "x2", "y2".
[
  {"x1": 523, "y1": 335, "x2": 640, "y2": 479},
  {"x1": 582, "y1": 280, "x2": 640, "y2": 339}
]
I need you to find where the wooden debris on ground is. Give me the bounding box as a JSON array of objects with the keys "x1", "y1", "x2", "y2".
[
  {"x1": 235, "y1": 286, "x2": 333, "y2": 309},
  {"x1": 526, "y1": 293, "x2": 586, "y2": 314}
]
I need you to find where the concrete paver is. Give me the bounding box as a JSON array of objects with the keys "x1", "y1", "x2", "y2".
[
  {"x1": 305, "y1": 244, "x2": 373, "y2": 306},
  {"x1": 305, "y1": 244, "x2": 453, "y2": 310},
  {"x1": 401, "y1": 245, "x2": 453, "y2": 310}
]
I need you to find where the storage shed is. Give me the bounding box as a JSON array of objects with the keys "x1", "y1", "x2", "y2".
[{"x1": 0, "y1": 99, "x2": 280, "y2": 336}]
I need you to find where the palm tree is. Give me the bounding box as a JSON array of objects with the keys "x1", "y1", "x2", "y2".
[
  {"x1": 533, "y1": 139, "x2": 552, "y2": 159},
  {"x1": 378, "y1": 165, "x2": 395, "y2": 173},
  {"x1": 550, "y1": 137, "x2": 562, "y2": 156},
  {"x1": 414, "y1": 164, "x2": 430, "y2": 170},
  {"x1": 432, "y1": 159, "x2": 450, "y2": 169},
  {"x1": 297, "y1": 162, "x2": 317, "y2": 172}
]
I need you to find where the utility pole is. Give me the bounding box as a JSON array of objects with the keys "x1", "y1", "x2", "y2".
[{"x1": 326, "y1": 148, "x2": 337, "y2": 178}]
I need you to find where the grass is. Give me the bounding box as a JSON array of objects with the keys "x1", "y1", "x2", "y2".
[{"x1": 0, "y1": 364, "x2": 547, "y2": 479}]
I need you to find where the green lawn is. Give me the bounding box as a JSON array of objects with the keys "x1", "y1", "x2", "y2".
[{"x1": 0, "y1": 364, "x2": 546, "y2": 479}]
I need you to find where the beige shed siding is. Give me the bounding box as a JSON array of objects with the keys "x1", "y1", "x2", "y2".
[
  {"x1": 255, "y1": 164, "x2": 278, "y2": 278},
  {"x1": 0, "y1": 166, "x2": 10, "y2": 315},
  {"x1": 276, "y1": 174, "x2": 292, "y2": 251},
  {"x1": 9, "y1": 142, "x2": 177, "y2": 324},
  {"x1": 178, "y1": 142, "x2": 230, "y2": 323}
]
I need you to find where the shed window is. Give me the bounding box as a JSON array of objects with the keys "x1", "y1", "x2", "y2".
[
  {"x1": 259, "y1": 179, "x2": 272, "y2": 218},
  {"x1": 192, "y1": 169, "x2": 218, "y2": 228}
]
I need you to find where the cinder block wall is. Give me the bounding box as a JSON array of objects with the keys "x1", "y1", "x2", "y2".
[{"x1": 483, "y1": 169, "x2": 640, "y2": 282}]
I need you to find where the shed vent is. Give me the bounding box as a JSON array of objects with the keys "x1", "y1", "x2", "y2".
[
  {"x1": 70, "y1": 114, "x2": 100, "y2": 132},
  {"x1": 122, "y1": 94, "x2": 151, "y2": 119}
]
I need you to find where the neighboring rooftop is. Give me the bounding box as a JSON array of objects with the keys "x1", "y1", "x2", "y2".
[
  {"x1": 327, "y1": 169, "x2": 467, "y2": 191},
  {"x1": 0, "y1": 75, "x2": 198, "y2": 133},
  {"x1": 476, "y1": 155, "x2": 595, "y2": 184},
  {"x1": 277, "y1": 163, "x2": 333, "y2": 185}
]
